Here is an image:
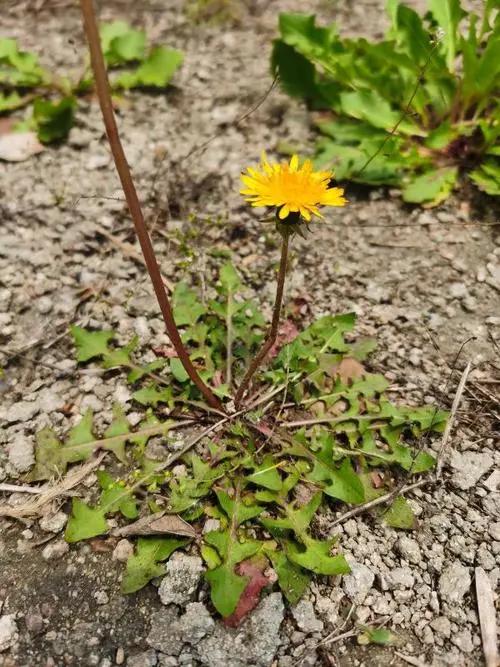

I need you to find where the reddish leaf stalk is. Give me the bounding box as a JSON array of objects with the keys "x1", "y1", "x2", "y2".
[
  {"x1": 79, "y1": 0, "x2": 223, "y2": 412},
  {"x1": 234, "y1": 230, "x2": 290, "y2": 407}
]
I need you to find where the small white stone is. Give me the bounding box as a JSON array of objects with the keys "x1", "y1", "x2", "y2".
[
  {"x1": 39, "y1": 511, "x2": 67, "y2": 533},
  {"x1": 42, "y1": 540, "x2": 69, "y2": 561},
  {"x1": 112, "y1": 539, "x2": 134, "y2": 562},
  {"x1": 0, "y1": 615, "x2": 18, "y2": 652}
]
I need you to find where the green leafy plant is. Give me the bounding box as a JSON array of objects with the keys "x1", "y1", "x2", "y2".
[
  {"x1": 24, "y1": 261, "x2": 447, "y2": 621},
  {"x1": 0, "y1": 21, "x2": 182, "y2": 143},
  {"x1": 272, "y1": 1, "x2": 500, "y2": 204}
]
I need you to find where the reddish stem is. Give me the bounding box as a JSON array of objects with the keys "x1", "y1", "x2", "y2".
[{"x1": 79, "y1": 0, "x2": 223, "y2": 412}]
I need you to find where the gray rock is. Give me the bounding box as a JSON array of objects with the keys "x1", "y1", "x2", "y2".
[
  {"x1": 291, "y1": 600, "x2": 323, "y2": 633},
  {"x1": 42, "y1": 540, "x2": 69, "y2": 561},
  {"x1": 39, "y1": 511, "x2": 67, "y2": 533},
  {"x1": 0, "y1": 615, "x2": 18, "y2": 652},
  {"x1": 388, "y1": 567, "x2": 415, "y2": 590},
  {"x1": 483, "y1": 470, "x2": 500, "y2": 492},
  {"x1": 4, "y1": 401, "x2": 39, "y2": 424},
  {"x1": 430, "y1": 616, "x2": 451, "y2": 638},
  {"x1": 439, "y1": 562, "x2": 471, "y2": 605},
  {"x1": 148, "y1": 603, "x2": 213, "y2": 656},
  {"x1": 7, "y1": 435, "x2": 34, "y2": 472},
  {"x1": 450, "y1": 451, "x2": 493, "y2": 490},
  {"x1": 342, "y1": 557, "x2": 374, "y2": 603},
  {"x1": 147, "y1": 608, "x2": 183, "y2": 656},
  {"x1": 158, "y1": 554, "x2": 204, "y2": 606},
  {"x1": 127, "y1": 649, "x2": 157, "y2": 667},
  {"x1": 397, "y1": 536, "x2": 421, "y2": 564},
  {"x1": 489, "y1": 522, "x2": 500, "y2": 541},
  {"x1": 196, "y1": 593, "x2": 284, "y2": 667},
  {"x1": 451, "y1": 628, "x2": 474, "y2": 653}
]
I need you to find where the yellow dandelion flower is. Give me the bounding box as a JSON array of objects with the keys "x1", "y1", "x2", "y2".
[{"x1": 240, "y1": 152, "x2": 347, "y2": 222}]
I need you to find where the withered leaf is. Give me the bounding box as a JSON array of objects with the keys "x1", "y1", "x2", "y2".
[{"x1": 112, "y1": 511, "x2": 196, "y2": 538}]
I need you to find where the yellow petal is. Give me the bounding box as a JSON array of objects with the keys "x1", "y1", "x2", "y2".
[
  {"x1": 279, "y1": 205, "x2": 290, "y2": 219},
  {"x1": 289, "y1": 155, "x2": 299, "y2": 172}
]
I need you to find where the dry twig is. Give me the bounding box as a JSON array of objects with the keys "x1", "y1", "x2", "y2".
[
  {"x1": 436, "y1": 361, "x2": 471, "y2": 478},
  {"x1": 475, "y1": 566, "x2": 499, "y2": 667}
]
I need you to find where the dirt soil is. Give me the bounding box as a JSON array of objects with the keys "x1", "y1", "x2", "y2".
[{"x1": 1, "y1": 1, "x2": 499, "y2": 666}]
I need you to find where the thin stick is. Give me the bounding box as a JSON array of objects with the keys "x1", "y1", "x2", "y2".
[
  {"x1": 0, "y1": 453, "x2": 106, "y2": 519},
  {"x1": 475, "y1": 566, "x2": 499, "y2": 667},
  {"x1": 234, "y1": 231, "x2": 290, "y2": 406},
  {"x1": 79, "y1": 0, "x2": 222, "y2": 412},
  {"x1": 329, "y1": 479, "x2": 428, "y2": 528},
  {"x1": 436, "y1": 361, "x2": 471, "y2": 478},
  {"x1": 0, "y1": 483, "x2": 44, "y2": 495}
]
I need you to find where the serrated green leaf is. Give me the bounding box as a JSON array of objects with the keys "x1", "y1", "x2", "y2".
[
  {"x1": 127, "y1": 359, "x2": 167, "y2": 384},
  {"x1": 204, "y1": 529, "x2": 262, "y2": 617},
  {"x1": 216, "y1": 490, "x2": 264, "y2": 526},
  {"x1": 71, "y1": 326, "x2": 114, "y2": 363},
  {"x1": 132, "y1": 384, "x2": 173, "y2": 407},
  {"x1": 470, "y1": 160, "x2": 500, "y2": 196},
  {"x1": 33, "y1": 97, "x2": 75, "y2": 144},
  {"x1": 121, "y1": 536, "x2": 187, "y2": 594},
  {"x1": 65, "y1": 498, "x2": 108, "y2": 543},
  {"x1": 172, "y1": 283, "x2": 206, "y2": 327},
  {"x1": 201, "y1": 544, "x2": 222, "y2": 569},
  {"x1": 102, "y1": 335, "x2": 139, "y2": 368},
  {"x1": 31, "y1": 413, "x2": 172, "y2": 480},
  {"x1": 382, "y1": 496, "x2": 415, "y2": 529},
  {"x1": 170, "y1": 357, "x2": 189, "y2": 383},
  {"x1": 246, "y1": 457, "x2": 283, "y2": 491},
  {"x1": 267, "y1": 550, "x2": 311, "y2": 604},
  {"x1": 402, "y1": 167, "x2": 458, "y2": 206},
  {"x1": 115, "y1": 46, "x2": 183, "y2": 89},
  {"x1": 0, "y1": 38, "x2": 47, "y2": 87},
  {"x1": 97, "y1": 470, "x2": 138, "y2": 519},
  {"x1": 100, "y1": 21, "x2": 146, "y2": 66},
  {"x1": 219, "y1": 262, "x2": 241, "y2": 293},
  {"x1": 286, "y1": 537, "x2": 351, "y2": 576}
]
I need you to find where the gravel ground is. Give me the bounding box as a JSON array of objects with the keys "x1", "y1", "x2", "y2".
[{"x1": 1, "y1": 1, "x2": 499, "y2": 666}]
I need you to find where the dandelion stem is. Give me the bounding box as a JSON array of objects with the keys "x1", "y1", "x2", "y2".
[
  {"x1": 234, "y1": 230, "x2": 290, "y2": 407},
  {"x1": 79, "y1": 0, "x2": 223, "y2": 412}
]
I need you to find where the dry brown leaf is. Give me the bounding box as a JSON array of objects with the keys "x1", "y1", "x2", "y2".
[
  {"x1": 336, "y1": 357, "x2": 366, "y2": 384},
  {"x1": 112, "y1": 511, "x2": 196, "y2": 538}
]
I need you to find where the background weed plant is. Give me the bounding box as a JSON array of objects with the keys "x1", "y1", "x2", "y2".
[
  {"x1": 0, "y1": 21, "x2": 182, "y2": 143},
  {"x1": 272, "y1": 0, "x2": 500, "y2": 204}
]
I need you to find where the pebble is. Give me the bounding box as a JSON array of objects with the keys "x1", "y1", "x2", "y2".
[
  {"x1": 115, "y1": 647, "x2": 125, "y2": 665},
  {"x1": 112, "y1": 539, "x2": 134, "y2": 562},
  {"x1": 4, "y1": 401, "x2": 39, "y2": 424},
  {"x1": 488, "y1": 522, "x2": 500, "y2": 541},
  {"x1": 431, "y1": 616, "x2": 451, "y2": 638},
  {"x1": 439, "y1": 562, "x2": 471, "y2": 605},
  {"x1": 42, "y1": 540, "x2": 69, "y2": 561},
  {"x1": 39, "y1": 511, "x2": 67, "y2": 533},
  {"x1": 7, "y1": 435, "x2": 35, "y2": 472},
  {"x1": 397, "y1": 536, "x2": 421, "y2": 564},
  {"x1": 342, "y1": 558, "x2": 374, "y2": 603},
  {"x1": 158, "y1": 554, "x2": 204, "y2": 606},
  {"x1": 127, "y1": 649, "x2": 157, "y2": 667},
  {"x1": 0, "y1": 615, "x2": 18, "y2": 652},
  {"x1": 291, "y1": 600, "x2": 323, "y2": 633},
  {"x1": 449, "y1": 451, "x2": 493, "y2": 490}
]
